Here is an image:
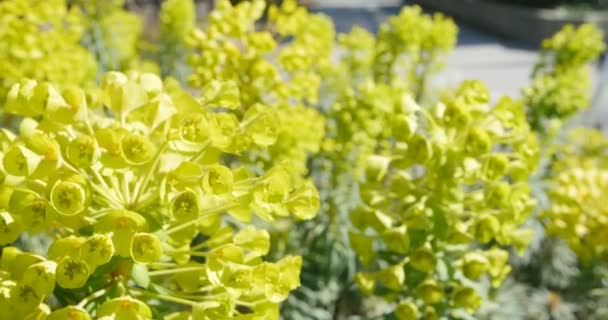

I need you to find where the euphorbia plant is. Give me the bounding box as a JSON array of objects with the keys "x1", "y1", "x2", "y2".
[{"x1": 0, "y1": 70, "x2": 319, "y2": 319}]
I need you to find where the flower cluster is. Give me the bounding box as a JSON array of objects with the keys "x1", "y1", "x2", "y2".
[
  {"x1": 350, "y1": 81, "x2": 538, "y2": 318},
  {"x1": 319, "y1": 6, "x2": 457, "y2": 215},
  {"x1": 185, "y1": 0, "x2": 331, "y2": 178},
  {"x1": 373, "y1": 6, "x2": 457, "y2": 100},
  {"x1": 0, "y1": 0, "x2": 96, "y2": 103},
  {"x1": 524, "y1": 24, "x2": 605, "y2": 133},
  {"x1": 541, "y1": 128, "x2": 608, "y2": 263},
  {"x1": 0, "y1": 71, "x2": 319, "y2": 319}
]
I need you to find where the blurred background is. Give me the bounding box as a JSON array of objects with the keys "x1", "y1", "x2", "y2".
[{"x1": 124, "y1": 0, "x2": 608, "y2": 127}]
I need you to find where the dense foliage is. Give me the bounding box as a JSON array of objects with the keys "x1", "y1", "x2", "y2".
[{"x1": 0, "y1": 0, "x2": 606, "y2": 319}]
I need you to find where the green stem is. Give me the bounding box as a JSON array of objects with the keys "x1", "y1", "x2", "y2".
[
  {"x1": 132, "y1": 142, "x2": 168, "y2": 207},
  {"x1": 76, "y1": 288, "x2": 107, "y2": 308},
  {"x1": 131, "y1": 288, "x2": 196, "y2": 306},
  {"x1": 147, "y1": 266, "x2": 207, "y2": 277},
  {"x1": 165, "y1": 202, "x2": 239, "y2": 235}
]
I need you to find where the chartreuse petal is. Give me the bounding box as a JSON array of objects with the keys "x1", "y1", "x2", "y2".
[
  {"x1": 48, "y1": 306, "x2": 91, "y2": 320},
  {"x1": 97, "y1": 296, "x2": 152, "y2": 320}
]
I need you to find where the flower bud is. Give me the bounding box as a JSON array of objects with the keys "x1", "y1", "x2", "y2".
[
  {"x1": 364, "y1": 155, "x2": 391, "y2": 182},
  {"x1": 472, "y1": 214, "x2": 500, "y2": 243},
  {"x1": 244, "y1": 104, "x2": 279, "y2": 147},
  {"x1": 382, "y1": 225, "x2": 410, "y2": 254},
  {"x1": 395, "y1": 301, "x2": 419, "y2": 320},
  {"x1": 461, "y1": 252, "x2": 490, "y2": 279},
  {"x1": 378, "y1": 264, "x2": 405, "y2": 291},
  {"x1": 482, "y1": 153, "x2": 509, "y2": 181},
  {"x1": 416, "y1": 279, "x2": 443, "y2": 304},
  {"x1": 452, "y1": 286, "x2": 482, "y2": 312},
  {"x1": 407, "y1": 134, "x2": 433, "y2": 165},
  {"x1": 409, "y1": 246, "x2": 436, "y2": 272},
  {"x1": 465, "y1": 128, "x2": 492, "y2": 155},
  {"x1": 355, "y1": 272, "x2": 376, "y2": 295}
]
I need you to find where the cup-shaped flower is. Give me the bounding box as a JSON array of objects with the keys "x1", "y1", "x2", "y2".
[
  {"x1": 95, "y1": 210, "x2": 148, "y2": 257},
  {"x1": 50, "y1": 181, "x2": 87, "y2": 216},
  {"x1": 22, "y1": 261, "x2": 57, "y2": 297},
  {"x1": 451, "y1": 286, "x2": 482, "y2": 312},
  {"x1": 461, "y1": 252, "x2": 490, "y2": 280},
  {"x1": 286, "y1": 181, "x2": 320, "y2": 220},
  {"x1": 79, "y1": 233, "x2": 115, "y2": 268},
  {"x1": 97, "y1": 296, "x2": 152, "y2": 320},
  {"x1": 48, "y1": 306, "x2": 91, "y2": 320},
  {"x1": 395, "y1": 301, "x2": 419, "y2": 320},
  {"x1": 171, "y1": 190, "x2": 200, "y2": 220},
  {"x1": 202, "y1": 165, "x2": 234, "y2": 195},
  {"x1": 48, "y1": 236, "x2": 86, "y2": 261},
  {"x1": 130, "y1": 233, "x2": 163, "y2": 264},
  {"x1": 409, "y1": 246, "x2": 436, "y2": 272},
  {"x1": 378, "y1": 264, "x2": 405, "y2": 291},
  {"x1": 0, "y1": 211, "x2": 22, "y2": 245},
  {"x1": 233, "y1": 226, "x2": 270, "y2": 257},
  {"x1": 3, "y1": 145, "x2": 41, "y2": 177},
  {"x1": 482, "y1": 153, "x2": 509, "y2": 181},
  {"x1": 416, "y1": 279, "x2": 443, "y2": 304},
  {"x1": 66, "y1": 135, "x2": 99, "y2": 168},
  {"x1": 56, "y1": 257, "x2": 90, "y2": 289},
  {"x1": 120, "y1": 133, "x2": 155, "y2": 165}
]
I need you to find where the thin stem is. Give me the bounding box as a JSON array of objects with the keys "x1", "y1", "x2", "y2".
[
  {"x1": 147, "y1": 266, "x2": 207, "y2": 277},
  {"x1": 133, "y1": 142, "x2": 168, "y2": 206},
  {"x1": 165, "y1": 202, "x2": 239, "y2": 235},
  {"x1": 121, "y1": 171, "x2": 132, "y2": 205},
  {"x1": 108, "y1": 175, "x2": 126, "y2": 204},
  {"x1": 131, "y1": 288, "x2": 196, "y2": 306},
  {"x1": 88, "y1": 168, "x2": 124, "y2": 207},
  {"x1": 76, "y1": 288, "x2": 107, "y2": 308},
  {"x1": 90, "y1": 183, "x2": 123, "y2": 209},
  {"x1": 190, "y1": 139, "x2": 211, "y2": 162}
]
